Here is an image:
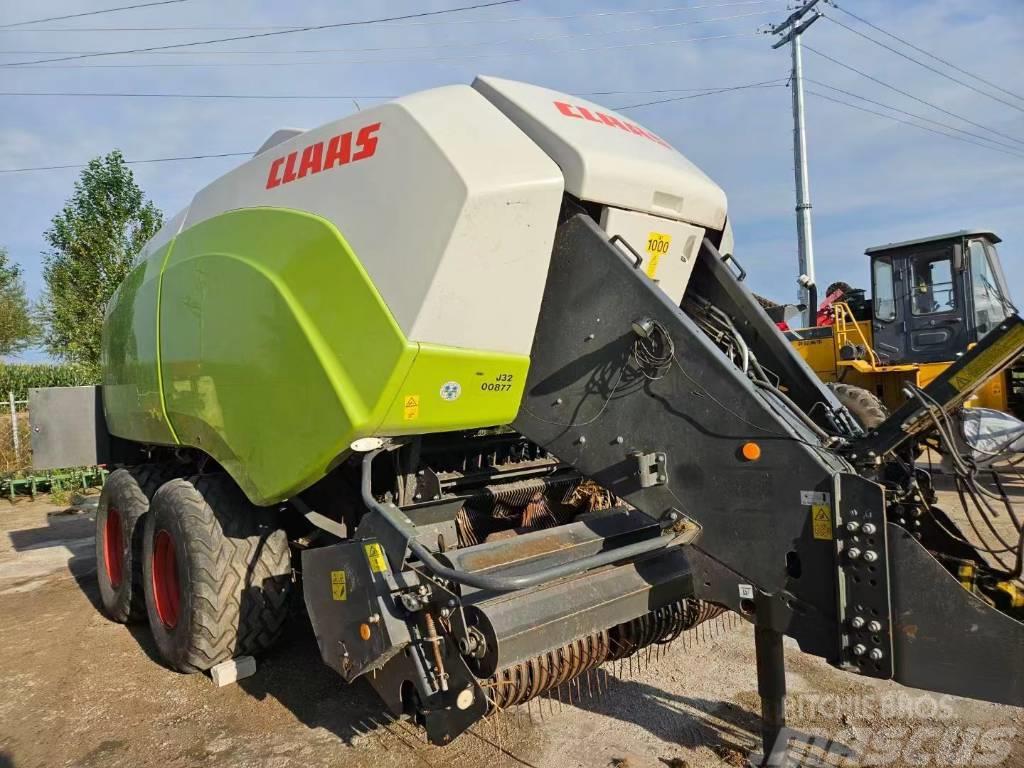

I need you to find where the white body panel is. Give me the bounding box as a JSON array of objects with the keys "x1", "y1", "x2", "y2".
[
  {"x1": 473, "y1": 76, "x2": 727, "y2": 230},
  {"x1": 147, "y1": 78, "x2": 732, "y2": 352},
  {"x1": 183, "y1": 85, "x2": 565, "y2": 356},
  {"x1": 600, "y1": 207, "x2": 705, "y2": 306}
]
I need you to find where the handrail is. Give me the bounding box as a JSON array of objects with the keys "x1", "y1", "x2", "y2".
[{"x1": 833, "y1": 301, "x2": 881, "y2": 369}]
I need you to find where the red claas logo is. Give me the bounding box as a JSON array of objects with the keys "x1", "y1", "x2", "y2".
[
  {"x1": 553, "y1": 102, "x2": 672, "y2": 148},
  {"x1": 266, "y1": 121, "x2": 381, "y2": 189}
]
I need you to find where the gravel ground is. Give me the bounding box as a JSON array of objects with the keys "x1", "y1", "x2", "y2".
[{"x1": 0, "y1": 487, "x2": 1021, "y2": 768}]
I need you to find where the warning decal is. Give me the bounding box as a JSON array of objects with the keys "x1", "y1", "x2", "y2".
[
  {"x1": 949, "y1": 323, "x2": 1024, "y2": 392},
  {"x1": 403, "y1": 394, "x2": 420, "y2": 421},
  {"x1": 645, "y1": 232, "x2": 672, "y2": 279},
  {"x1": 330, "y1": 570, "x2": 347, "y2": 601},
  {"x1": 811, "y1": 504, "x2": 833, "y2": 541},
  {"x1": 364, "y1": 542, "x2": 390, "y2": 573}
]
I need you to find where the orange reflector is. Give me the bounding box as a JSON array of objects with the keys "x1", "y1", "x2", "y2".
[
  {"x1": 359, "y1": 623, "x2": 372, "y2": 640},
  {"x1": 741, "y1": 442, "x2": 761, "y2": 461}
]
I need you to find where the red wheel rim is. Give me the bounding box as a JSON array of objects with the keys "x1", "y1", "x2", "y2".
[
  {"x1": 152, "y1": 530, "x2": 181, "y2": 628},
  {"x1": 103, "y1": 507, "x2": 124, "y2": 588}
]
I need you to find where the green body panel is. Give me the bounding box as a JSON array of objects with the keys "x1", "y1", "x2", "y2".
[
  {"x1": 379, "y1": 344, "x2": 531, "y2": 435},
  {"x1": 102, "y1": 241, "x2": 178, "y2": 445},
  {"x1": 111, "y1": 207, "x2": 531, "y2": 504}
]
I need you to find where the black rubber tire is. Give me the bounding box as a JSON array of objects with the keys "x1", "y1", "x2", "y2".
[
  {"x1": 142, "y1": 474, "x2": 292, "y2": 673},
  {"x1": 95, "y1": 464, "x2": 177, "y2": 623},
  {"x1": 829, "y1": 382, "x2": 889, "y2": 431}
]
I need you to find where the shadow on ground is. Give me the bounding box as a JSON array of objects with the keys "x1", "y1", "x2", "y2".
[
  {"x1": 237, "y1": 615, "x2": 406, "y2": 745},
  {"x1": 4, "y1": 506, "x2": 850, "y2": 763}
]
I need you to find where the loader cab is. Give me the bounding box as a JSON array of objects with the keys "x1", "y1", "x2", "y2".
[{"x1": 868, "y1": 230, "x2": 1014, "y2": 365}]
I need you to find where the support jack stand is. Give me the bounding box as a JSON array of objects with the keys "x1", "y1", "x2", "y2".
[{"x1": 752, "y1": 626, "x2": 787, "y2": 767}]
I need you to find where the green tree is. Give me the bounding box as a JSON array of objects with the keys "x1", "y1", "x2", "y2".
[
  {"x1": 40, "y1": 151, "x2": 163, "y2": 371},
  {"x1": 0, "y1": 246, "x2": 38, "y2": 357}
]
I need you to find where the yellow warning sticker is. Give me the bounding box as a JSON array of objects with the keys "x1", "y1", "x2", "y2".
[
  {"x1": 330, "y1": 570, "x2": 347, "y2": 601},
  {"x1": 811, "y1": 504, "x2": 833, "y2": 540},
  {"x1": 645, "y1": 231, "x2": 672, "y2": 279},
  {"x1": 949, "y1": 323, "x2": 1024, "y2": 392},
  {"x1": 364, "y1": 542, "x2": 390, "y2": 573},
  {"x1": 403, "y1": 394, "x2": 420, "y2": 421}
]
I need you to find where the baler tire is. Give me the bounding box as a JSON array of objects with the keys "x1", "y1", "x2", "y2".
[
  {"x1": 829, "y1": 382, "x2": 888, "y2": 431},
  {"x1": 95, "y1": 464, "x2": 178, "y2": 623},
  {"x1": 142, "y1": 474, "x2": 292, "y2": 673}
]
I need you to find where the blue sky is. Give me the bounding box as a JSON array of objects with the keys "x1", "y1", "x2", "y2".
[{"x1": 2, "y1": 0, "x2": 1022, "y2": 362}]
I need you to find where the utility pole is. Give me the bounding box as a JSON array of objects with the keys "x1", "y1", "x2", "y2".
[{"x1": 770, "y1": 0, "x2": 822, "y2": 325}]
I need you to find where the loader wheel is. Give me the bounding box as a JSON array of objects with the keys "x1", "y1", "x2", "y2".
[
  {"x1": 95, "y1": 465, "x2": 178, "y2": 623},
  {"x1": 142, "y1": 475, "x2": 292, "y2": 673},
  {"x1": 829, "y1": 382, "x2": 888, "y2": 431}
]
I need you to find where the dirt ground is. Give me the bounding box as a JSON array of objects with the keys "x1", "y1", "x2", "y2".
[{"x1": 0, "y1": 486, "x2": 1021, "y2": 768}]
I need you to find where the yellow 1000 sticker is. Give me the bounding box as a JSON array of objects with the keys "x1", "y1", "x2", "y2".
[{"x1": 645, "y1": 232, "x2": 672, "y2": 279}]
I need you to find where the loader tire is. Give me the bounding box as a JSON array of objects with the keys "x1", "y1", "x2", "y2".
[
  {"x1": 829, "y1": 382, "x2": 888, "y2": 431},
  {"x1": 96, "y1": 464, "x2": 178, "y2": 623},
  {"x1": 142, "y1": 474, "x2": 292, "y2": 673}
]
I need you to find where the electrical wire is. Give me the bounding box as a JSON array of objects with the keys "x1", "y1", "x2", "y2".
[
  {"x1": 0, "y1": 91, "x2": 400, "y2": 101},
  {"x1": 822, "y1": 12, "x2": 1024, "y2": 115},
  {"x1": 614, "y1": 78, "x2": 787, "y2": 109},
  {"x1": 0, "y1": 0, "x2": 785, "y2": 33},
  {"x1": 0, "y1": 84, "x2": 776, "y2": 101},
  {"x1": 6, "y1": 31, "x2": 758, "y2": 70},
  {"x1": 802, "y1": 44, "x2": 1024, "y2": 149},
  {"x1": 633, "y1": 320, "x2": 675, "y2": 380},
  {"x1": 826, "y1": 1, "x2": 1024, "y2": 106},
  {"x1": 0, "y1": 0, "x2": 523, "y2": 67},
  {"x1": 0, "y1": 151, "x2": 253, "y2": 174},
  {"x1": 0, "y1": 77, "x2": 779, "y2": 174},
  {"x1": 804, "y1": 78, "x2": 1024, "y2": 156},
  {"x1": 0, "y1": 0, "x2": 192, "y2": 29},
  {"x1": 804, "y1": 88, "x2": 1024, "y2": 162},
  {"x1": 0, "y1": 9, "x2": 778, "y2": 58}
]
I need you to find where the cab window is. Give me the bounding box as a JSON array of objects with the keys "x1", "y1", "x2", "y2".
[
  {"x1": 910, "y1": 254, "x2": 955, "y2": 316},
  {"x1": 873, "y1": 258, "x2": 897, "y2": 321},
  {"x1": 969, "y1": 239, "x2": 1008, "y2": 335}
]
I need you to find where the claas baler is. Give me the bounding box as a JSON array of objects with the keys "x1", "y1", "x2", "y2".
[{"x1": 36, "y1": 76, "x2": 1023, "y2": 752}]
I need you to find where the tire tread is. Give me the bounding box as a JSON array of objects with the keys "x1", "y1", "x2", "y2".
[{"x1": 145, "y1": 475, "x2": 291, "y2": 673}]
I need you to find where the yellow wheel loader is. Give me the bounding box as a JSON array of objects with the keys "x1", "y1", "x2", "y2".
[{"x1": 783, "y1": 230, "x2": 1022, "y2": 417}]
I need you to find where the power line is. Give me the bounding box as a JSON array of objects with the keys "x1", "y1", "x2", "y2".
[
  {"x1": 0, "y1": 151, "x2": 253, "y2": 174},
  {"x1": 827, "y1": 1, "x2": 1024, "y2": 106},
  {"x1": 805, "y1": 88, "x2": 1024, "y2": 161},
  {"x1": 0, "y1": 0, "x2": 783, "y2": 33},
  {"x1": 0, "y1": 91, "x2": 397, "y2": 101},
  {"x1": 802, "y1": 44, "x2": 1024, "y2": 148},
  {"x1": 822, "y1": 12, "x2": 1024, "y2": 115},
  {"x1": 0, "y1": 0, "x2": 192, "y2": 29},
  {"x1": 8, "y1": 31, "x2": 759, "y2": 70},
  {"x1": 614, "y1": 78, "x2": 787, "y2": 108},
  {"x1": 0, "y1": 82, "x2": 774, "y2": 174},
  {"x1": 0, "y1": 85, "x2": 772, "y2": 101},
  {"x1": 0, "y1": 9, "x2": 779, "y2": 58},
  {"x1": 804, "y1": 78, "x2": 1024, "y2": 155},
  {"x1": 1, "y1": 0, "x2": 522, "y2": 67}
]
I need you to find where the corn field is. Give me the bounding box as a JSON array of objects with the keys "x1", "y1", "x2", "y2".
[
  {"x1": 0, "y1": 395, "x2": 32, "y2": 475},
  {"x1": 0, "y1": 363, "x2": 95, "y2": 401}
]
